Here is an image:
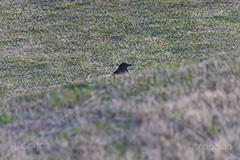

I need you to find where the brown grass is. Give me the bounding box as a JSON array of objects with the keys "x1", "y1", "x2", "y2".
[{"x1": 1, "y1": 51, "x2": 240, "y2": 159}]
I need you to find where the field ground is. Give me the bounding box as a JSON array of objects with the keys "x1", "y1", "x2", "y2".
[
  {"x1": 1, "y1": 0, "x2": 239, "y2": 97},
  {"x1": 0, "y1": 0, "x2": 240, "y2": 159}
]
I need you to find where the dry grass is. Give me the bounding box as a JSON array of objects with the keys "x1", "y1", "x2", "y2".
[
  {"x1": 0, "y1": 0, "x2": 240, "y2": 159},
  {"x1": 1, "y1": 51, "x2": 240, "y2": 159}
]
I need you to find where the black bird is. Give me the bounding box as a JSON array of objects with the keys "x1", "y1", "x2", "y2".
[{"x1": 113, "y1": 63, "x2": 133, "y2": 75}]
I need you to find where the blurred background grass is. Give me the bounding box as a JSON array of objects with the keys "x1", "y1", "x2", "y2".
[{"x1": 1, "y1": 0, "x2": 239, "y2": 97}]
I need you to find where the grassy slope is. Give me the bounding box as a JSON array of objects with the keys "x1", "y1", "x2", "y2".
[
  {"x1": 1, "y1": 0, "x2": 239, "y2": 97},
  {"x1": 1, "y1": 51, "x2": 240, "y2": 159},
  {"x1": 0, "y1": 0, "x2": 240, "y2": 159}
]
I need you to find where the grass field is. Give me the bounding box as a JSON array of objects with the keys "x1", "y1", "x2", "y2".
[
  {"x1": 1, "y1": 0, "x2": 239, "y2": 97},
  {"x1": 0, "y1": 0, "x2": 240, "y2": 159}
]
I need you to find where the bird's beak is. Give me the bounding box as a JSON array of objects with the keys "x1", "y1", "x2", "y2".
[{"x1": 127, "y1": 64, "x2": 133, "y2": 66}]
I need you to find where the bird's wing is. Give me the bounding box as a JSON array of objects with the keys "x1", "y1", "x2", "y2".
[{"x1": 113, "y1": 69, "x2": 121, "y2": 74}]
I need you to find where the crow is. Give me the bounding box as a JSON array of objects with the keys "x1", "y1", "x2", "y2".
[{"x1": 113, "y1": 63, "x2": 133, "y2": 75}]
